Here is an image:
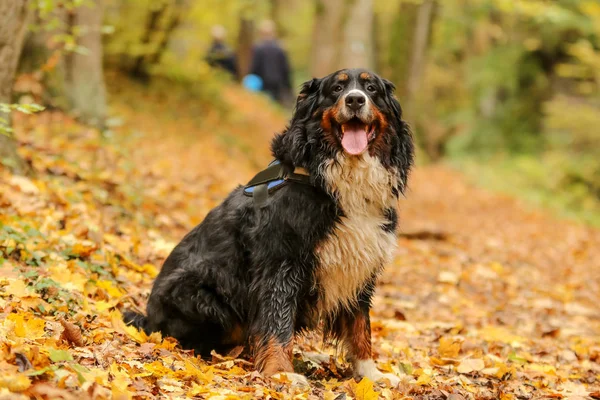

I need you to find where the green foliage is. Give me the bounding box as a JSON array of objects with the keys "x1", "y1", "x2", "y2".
[
  {"x1": 0, "y1": 103, "x2": 45, "y2": 137},
  {"x1": 31, "y1": 0, "x2": 93, "y2": 54},
  {"x1": 379, "y1": 0, "x2": 600, "y2": 224},
  {"x1": 455, "y1": 152, "x2": 600, "y2": 227}
]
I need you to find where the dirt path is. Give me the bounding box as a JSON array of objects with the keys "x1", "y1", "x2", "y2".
[
  {"x1": 1, "y1": 85, "x2": 599, "y2": 399},
  {"x1": 372, "y1": 166, "x2": 600, "y2": 398}
]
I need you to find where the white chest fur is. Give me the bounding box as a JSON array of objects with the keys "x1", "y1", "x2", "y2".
[{"x1": 316, "y1": 153, "x2": 399, "y2": 315}]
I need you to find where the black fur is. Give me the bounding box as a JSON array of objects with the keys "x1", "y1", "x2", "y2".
[
  {"x1": 124, "y1": 69, "x2": 414, "y2": 375},
  {"x1": 382, "y1": 208, "x2": 399, "y2": 233}
]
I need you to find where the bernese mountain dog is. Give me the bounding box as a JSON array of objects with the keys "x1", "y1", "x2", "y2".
[{"x1": 124, "y1": 68, "x2": 414, "y2": 387}]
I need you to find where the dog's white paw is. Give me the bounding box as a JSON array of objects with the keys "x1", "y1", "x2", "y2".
[
  {"x1": 302, "y1": 351, "x2": 331, "y2": 365},
  {"x1": 271, "y1": 372, "x2": 310, "y2": 388},
  {"x1": 354, "y1": 359, "x2": 401, "y2": 387}
]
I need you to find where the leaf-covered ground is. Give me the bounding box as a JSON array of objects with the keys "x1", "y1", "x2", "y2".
[{"x1": 1, "y1": 80, "x2": 599, "y2": 399}]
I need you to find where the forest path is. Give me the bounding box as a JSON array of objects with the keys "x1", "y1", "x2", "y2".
[{"x1": 1, "y1": 83, "x2": 598, "y2": 399}]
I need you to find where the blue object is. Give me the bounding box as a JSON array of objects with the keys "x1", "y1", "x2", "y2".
[
  {"x1": 244, "y1": 160, "x2": 283, "y2": 195},
  {"x1": 243, "y1": 74, "x2": 263, "y2": 92},
  {"x1": 243, "y1": 179, "x2": 285, "y2": 194}
]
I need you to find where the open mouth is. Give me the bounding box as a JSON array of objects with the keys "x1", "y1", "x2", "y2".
[{"x1": 338, "y1": 118, "x2": 376, "y2": 155}]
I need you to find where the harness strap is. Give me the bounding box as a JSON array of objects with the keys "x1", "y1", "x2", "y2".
[
  {"x1": 245, "y1": 163, "x2": 285, "y2": 187},
  {"x1": 244, "y1": 161, "x2": 311, "y2": 208}
]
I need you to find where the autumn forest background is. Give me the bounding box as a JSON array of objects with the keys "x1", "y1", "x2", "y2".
[{"x1": 1, "y1": 0, "x2": 600, "y2": 399}]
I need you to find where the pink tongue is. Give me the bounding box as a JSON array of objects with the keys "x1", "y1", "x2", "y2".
[{"x1": 341, "y1": 127, "x2": 369, "y2": 155}]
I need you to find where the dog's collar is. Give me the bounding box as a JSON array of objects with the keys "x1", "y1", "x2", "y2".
[{"x1": 244, "y1": 160, "x2": 311, "y2": 208}]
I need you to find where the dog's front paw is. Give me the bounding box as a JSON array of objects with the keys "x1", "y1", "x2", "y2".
[
  {"x1": 354, "y1": 359, "x2": 400, "y2": 387},
  {"x1": 271, "y1": 372, "x2": 310, "y2": 388},
  {"x1": 302, "y1": 351, "x2": 331, "y2": 365}
]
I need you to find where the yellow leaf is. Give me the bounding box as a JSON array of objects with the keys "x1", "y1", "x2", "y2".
[
  {"x1": 479, "y1": 326, "x2": 523, "y2": 345},
  {"x1": 141, "y1": 263, "x2": 158, "y2": 278},
  {"x1": 118, "y1": 255, "x2": 157, "y2": 277},
  {"x1": 493, "y1": 362, "x2": 515, "y2": 379},
  {"x1": 415, "y1": 372, "x2": 432, "y2": 386},
  {"x1": 2, "y1": 279, "x2": 37, "y2": 298},
  {"x1": 95, "y1": 300, "x2": 119, "y2": 313},
  {"x1": 48, "y1": 265, "x2": 87, "y2": 292},
  {"x1": 96, "y1": 280, "x2": 125, "y2": 298},
  {"x1": 527, "y1": 363, "x2": 556, "y2": 375},
  {"x1": 7, "y1": 313, "x2": 46, "y2": 339},
  {"x1": 323, "y1": 391, "x2": 337, "y2": 400},
  {"x1": 71, "y1": 241, "x2": 97, "y2": 257},
  {"x1": 429, "y1": 356, "x2": 454, "y2": 366},
  {"x1": 0, "y1": 373, "x2": 31, "y2": 392},
  {"x1": 147, "y1": 331, "x2": 162, "y2": 344},
  {"x1": 188, "y1": 382, "x2": 209, "y2": 397},
  {"x1": 144, "y1": 361, "x2": 173, "y2": 377},
  {"x1": 439, "y1": 337, "x2": 461, "y2": 358},
  {"x1": 110, "y1": 310, "x2": 146, "y2": 343},
  {"x1": 124, "y1": 325, "x2": 147, "y2": 343},
  {"x1": 353, "y1": 377, "x2": 379, "y2": 400}
]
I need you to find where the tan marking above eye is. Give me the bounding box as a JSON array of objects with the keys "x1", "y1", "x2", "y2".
[
  {"x1": 337, "y1": 73, "x2": 349, "y2": 82},
  {"x1": 359, "y1": 72, "x2": 371, "y2": 80}
]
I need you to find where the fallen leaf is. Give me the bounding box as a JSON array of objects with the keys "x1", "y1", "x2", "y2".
[
  {"x1": 60, "y1": 319, "x2": 84, "y2": 347},
  {"x1": 415, "y1": 371, "x2": 432, "y2": 386},
  {"x1": 353, "y1": 377, "x2": 378, "y2": 400},
  {"x1": 28, "y1": 382, "x2": 76, "y2": 399},
  {"x1": 439, "y1": 337, "x2": 461, "y2": 358},
  {"x1": 9, "y1": 176, "x2": 39, "y2": 194},
  {"x1": 438, "y1": 271, "x2": 460, "y2": 284},
  {"x1": 456, "y1": 358, "x2": 485, "y2": 374},
  {"x1": 0, "y1": 374, "x2": 31, "y2": 392}
]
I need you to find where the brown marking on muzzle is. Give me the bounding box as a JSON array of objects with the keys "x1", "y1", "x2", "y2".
[{"x1": 321, "y1": 106, "x2": 342, "y2": 148}]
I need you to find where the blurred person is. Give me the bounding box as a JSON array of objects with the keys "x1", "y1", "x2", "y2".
[
  {"x1": 249, "y1": 20, "x2": 292, "y2": 105},
  {"x1": 205, "y1": 25, "x2": 237, "y2": 77}
]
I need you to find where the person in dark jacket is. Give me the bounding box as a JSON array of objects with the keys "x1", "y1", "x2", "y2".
[
  {"x1": 249, "y1": 20, "x2": 292, "y2": 105},
  {"x1": 206, "y1": 25, "x2": 237, "y2": 78}
]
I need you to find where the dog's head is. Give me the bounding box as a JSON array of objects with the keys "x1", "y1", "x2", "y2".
[{"x1": 272, "y1": 69, "x2": 413, "y2": 191}]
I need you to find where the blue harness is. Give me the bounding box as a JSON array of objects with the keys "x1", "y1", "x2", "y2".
[{"x1": 243, "y1": 160, "x2": 311, "y2": 207}]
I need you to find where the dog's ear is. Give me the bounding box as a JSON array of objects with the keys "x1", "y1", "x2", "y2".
[
  {"x1": 271, "y1": 78, "x2": 321, "y2": 166},
  {"x1": 381, "y1": 78, "x2": 413, "y2": 193},
  {"x1": 382, "y1": 78, "x2": 403, "y2": 123},
  {"x1": 296, "y1": 78, "x2": 321, "y2": 105},
  {"x1": 293, "y1": 78, "x2": 321, "y2": 119}
]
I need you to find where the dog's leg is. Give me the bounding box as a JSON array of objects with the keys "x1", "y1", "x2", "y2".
[
  {"x1": 325, "y1": 283, "x2": 400, "y2": 387},
  {"x1": 249, "y1": 266, "x2": 309, "y2": 387}
]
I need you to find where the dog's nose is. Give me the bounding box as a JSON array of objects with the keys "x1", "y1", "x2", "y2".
[{"x1": 345, "y1": 93, "x2": 366, "y2": 111}]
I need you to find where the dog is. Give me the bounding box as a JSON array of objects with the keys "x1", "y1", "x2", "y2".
[{"x1": 124, "y1": 68, "x2": 414, "y2": 387}]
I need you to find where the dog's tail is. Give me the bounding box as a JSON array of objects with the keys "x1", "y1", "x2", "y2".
[{"x1": 123, "y1": 310, "x2": 148, "y2": 332}]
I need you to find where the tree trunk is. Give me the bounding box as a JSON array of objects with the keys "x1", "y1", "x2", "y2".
[
  {"x1": 149, "y1": 4, "x2": 184, "y2": 66},
  {"x1": 389, "y1": 2, "x2": 419, "y2": 100},
  {"x1": 310, "y1": 0, "x2": 374, "y2": 78},
  {"x1": 130, "y1": 3, "x2": 168, "y2": 80},
  {"x1": 405, "y1": 0, "x2": 435, "y2": 113},
  {"x1": 388, "y1": 0, "x2": 439, "y2": 160},
  {"x1": 63, "y1": 0, "x2": 107, "y2": 129},
  {"x1": 237, "y1": 14, "x2": 255, "y2": 78},
  {"x1": 0, "y1": 0, "x2": 32, "y2": 174},
  {"x1": 338, "y1": 0, "x2": 373, "y2": 71},
  {"x1": 270, "y1": 0, "x2": 286, "y2": 38}
]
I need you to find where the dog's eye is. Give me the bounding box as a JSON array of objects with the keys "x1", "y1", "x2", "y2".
[
  {"x1": 333, "y1": 85, "x2": 343, "y2": 93},
  {"x1": 367, "y1": 85, "x2": 377, "y2": 93}
]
